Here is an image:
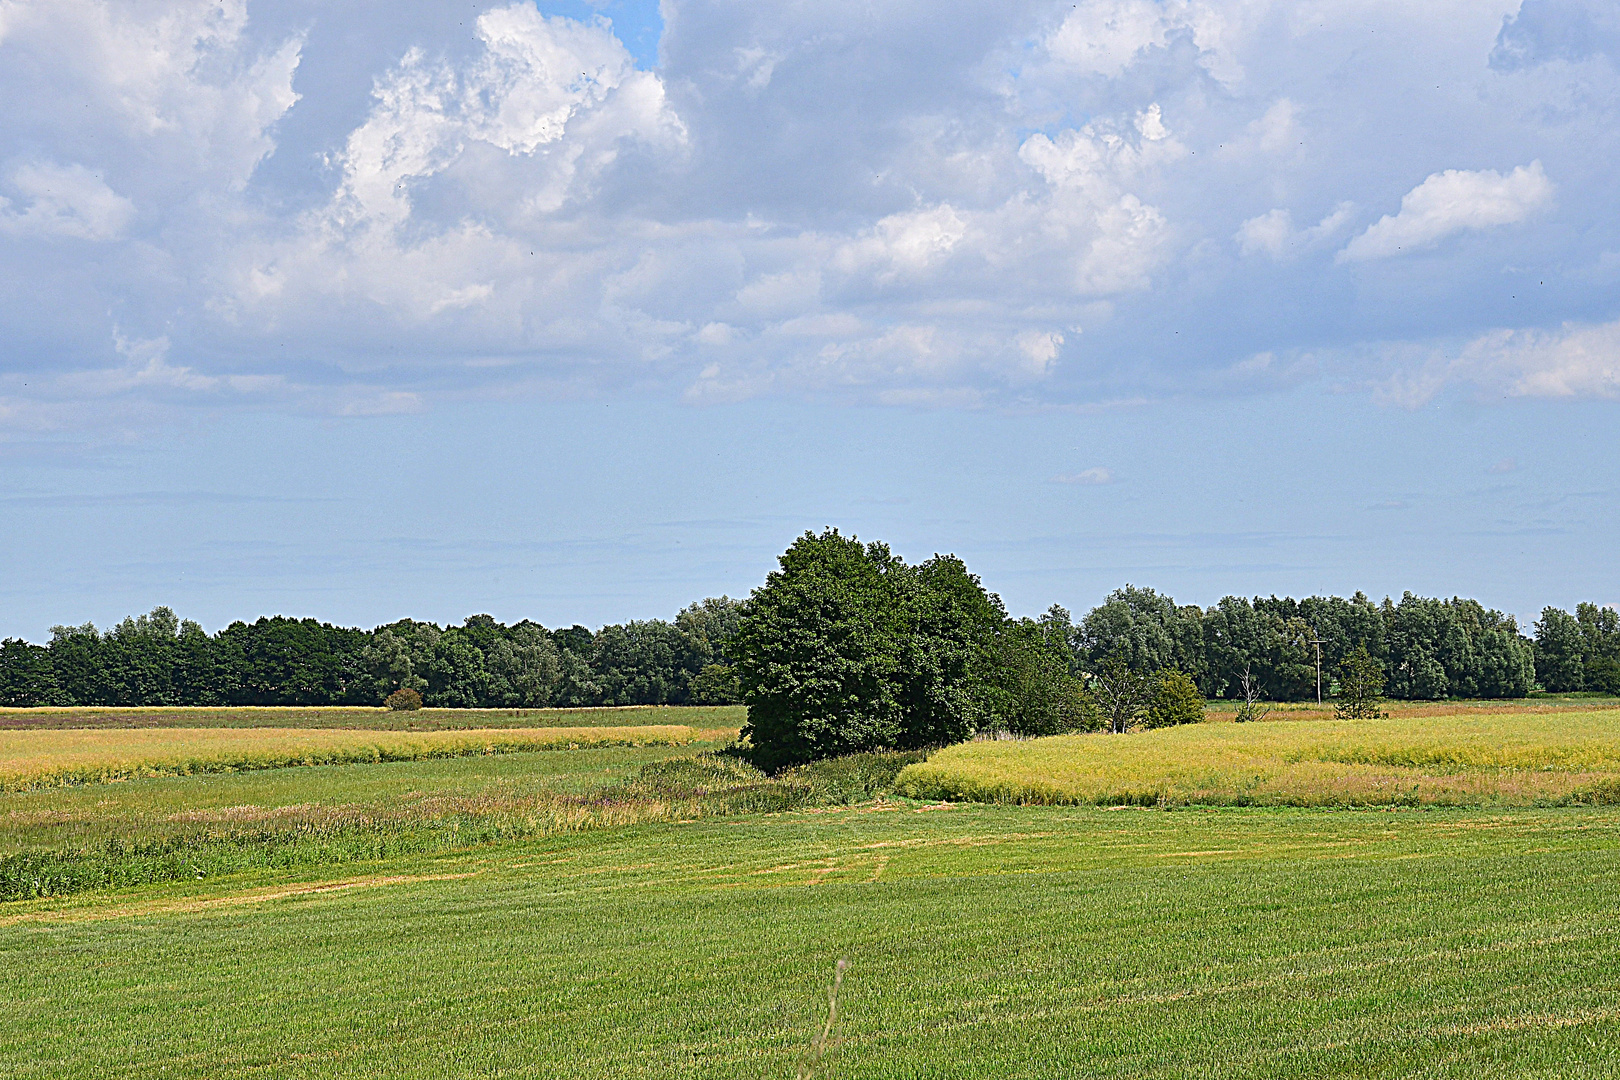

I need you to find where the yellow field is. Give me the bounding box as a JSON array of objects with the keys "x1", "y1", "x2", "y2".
[
  {"x1": 896, "y1": 710, "x2": 1620, "y2": 807},
  {"x1": 0, "y1": 725, "x2": 733, "y2": 791}
]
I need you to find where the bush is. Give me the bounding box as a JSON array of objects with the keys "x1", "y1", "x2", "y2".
[
  {"x1": 1143, "y1": 669, "x2": 1205, "y2": 728},
  {"x1": 383, "y1": 687, "x2": 423, "y2": 711}
]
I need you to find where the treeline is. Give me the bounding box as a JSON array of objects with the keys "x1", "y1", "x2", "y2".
[
  {"x1": 1068, "y1": 587, "x2": 1619, "y2": 699},
  {"x1": 0, "y1": 600, "x2": 745, "y2": 709},
  {"x1": 1, "y1": 542, "x2": 1615, "y2": 712}
]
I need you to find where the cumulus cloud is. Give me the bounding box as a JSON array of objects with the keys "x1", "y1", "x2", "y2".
[
  {"x1": 1044, "y1": 0, "x2": 1248, "y2": 84},
  {"x1": 0, "y1": 0, "x2": 302, "y2": 187},
  {"x1": 1338, "y1": 162, "x2": 1553, "y2": 262},
  {"x1": 833, "y1": 205, "x2": 967, "y2": 280},
  {"x1": 1460, "y1": 319, "x2": 1620, "y2": 399},
  {"x1": 1013, "y1": 105, "x2": 1182, "y2": 293},
  {"x1": 3, "y1": 0, "x2": 1620, "y2": 424},
  {"x1": 0, "y1": 162, "x2": 134, "y2": 240},
  {"x1": 1377, "y1": 318, "x2": 1620, "y2": 407},
  {"x1": 329, "y1": 6, "x2": 683, "y2": 231},
  {"x1": 1236, "y1": 202, "x2": 1353, "y2": 258}
]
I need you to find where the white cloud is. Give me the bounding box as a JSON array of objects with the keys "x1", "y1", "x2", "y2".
[
  {"x1": 330, "y1": 6, "x2": 684, "y2": 231},
  {"x1": 1219, "y1": 98, "x2": 1302, "y2": 161},
  {"x1": 0, "y1": 0, "x2": 302, "y2": 188},
  {"x1": 1015, "y1": 329, "x2": 1065, "y2": 378},
  {"x1": 1339, "y1": 162, "x2": 1553, "y2": 262},
  {"x1": 1014, "y1": 105, "x2": 1182, "y2": 293},
  {"x1": 1044, "y1": 0, "x2": 1249, "y2": 84},
  {"x1": 834, "y1": 204, "x2": 966, "y2": 280},
  {"x1": 1461, "y1": 320, "x2": 1620, "y2": 399},
  {"x1": 1, "y1": 0, "x2": 1617, "y2": 422},
  {"x1": 1236, "y1": 202, "x2": 1353, "y2": 258},
  {"x1": 1048, "y1": 0, "x2": 1171, "y2": 78},
  {"x1": 1053, "y1": 466, "x2": 1113, "y2": 484},
  {"x1": 1377, "y1": 318, "x2": 1620, "y2": 406},
  {"x1": 1250, "y1": 98, "x2": 1299, "y2": 153},
  {"x1": 0, "y1": 162, "x2": 134, "y2": 240}
]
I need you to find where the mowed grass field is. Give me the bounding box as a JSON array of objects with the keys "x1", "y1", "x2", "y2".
[
  {"x1": 4, "y1": 803, "x2": 1620, "y2": 1077},
  {"x1": 899, "y1": 709, "x2": 1620, "y2": 807},
  {"x1": 4, "y1": 702, "x2": 1620, "y2": 1076}
]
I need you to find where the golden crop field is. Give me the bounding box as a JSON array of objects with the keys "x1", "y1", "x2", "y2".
[
  {"x1": 0, "y1": 724, "x2": 735, "y2": 791},
  {"x1": 897, "y1": 709, "x2": 1620, "y2": 807}
]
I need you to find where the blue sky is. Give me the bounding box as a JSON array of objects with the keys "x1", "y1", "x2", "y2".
[{"x1": 1, "y1": 0, "x2": 1618, "y2": 639}]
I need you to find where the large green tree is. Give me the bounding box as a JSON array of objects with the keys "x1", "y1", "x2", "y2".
[
  {"x1": 732, "y1": 531, "x2": 905, "y2": 769},
  {"x1": 732, "y1": 531, "x2": 1009, "y2": 769}
]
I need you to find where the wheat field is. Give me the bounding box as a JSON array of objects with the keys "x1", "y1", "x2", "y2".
[{"x1": 897, "y1": 709, "x2": 1620, "y2": 806}]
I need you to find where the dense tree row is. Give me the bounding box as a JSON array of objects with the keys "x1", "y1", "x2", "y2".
[
  {"x1": 0, "y1": 600, "x2": 745, "y2": 709},
  {"x1": 1532, "y1": 603, "x2": 1620, "y2": 694},
  {"x1": 1, "y1": 532, "x2": 1611, "y2": 722},
  {"x1": 1069, "y1": 586, "x2": 1541, "y2": 702}
]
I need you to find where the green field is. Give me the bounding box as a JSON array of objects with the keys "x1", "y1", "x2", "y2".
[{"x1": 4, "y1": 707, "x2": 1620, "y2": 1077}]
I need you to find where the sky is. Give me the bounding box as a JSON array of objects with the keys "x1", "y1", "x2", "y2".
[{"x1": 2, "y1": 0, "x2": 1618, "y2": 639}]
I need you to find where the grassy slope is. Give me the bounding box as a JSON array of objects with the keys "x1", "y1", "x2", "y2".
[
  {"x1": 899, "y1": 709, "x2": 1620, "y2": 807},
  {"x1": 2, "y1": 804, "x2": 1619, "y2": 1078},
  {"x1": 0, "y1": 704, "x2": 748, "y2": 732}
]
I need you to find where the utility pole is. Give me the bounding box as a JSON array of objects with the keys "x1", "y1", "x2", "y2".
[
  {"x1": 1289, "y1": 625, "x2": 1328, "y2": 709},
  {"x1": 1311, "y1": 635, "x2": 1324, "y2": 704}
]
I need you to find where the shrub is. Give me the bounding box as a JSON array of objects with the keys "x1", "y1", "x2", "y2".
[
  {"x1": 1143, "y1": 669, "x2": 1205, "y2": 728},
  {"x1": 383, "y1": 687, "x2": 423, "y2": 711}
]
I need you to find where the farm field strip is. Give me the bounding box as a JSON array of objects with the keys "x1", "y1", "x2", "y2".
[
  {"x1": 0, "y1": 703, "x2": 748, "y2": 732},
  {"x1": 3, "y1": 804, "x2": 1619, "y2": 1078},
  {"x1": 0, "y1": 724, "x2": 738, "y2": 791},
  {"x1": 899, "y1": 709, "x2": 1620, "y2": 807}
]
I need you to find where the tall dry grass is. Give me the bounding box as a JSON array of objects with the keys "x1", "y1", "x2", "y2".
[
  {"x1": 0, "y1": 725, "x2": 732, "y2": 791},
  {"x1": 897, "y1": 710, "x2": 1620, "y2": 807}
]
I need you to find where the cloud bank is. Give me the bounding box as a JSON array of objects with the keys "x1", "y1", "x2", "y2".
[{"x1": 1, "y1": 0, "x2": 1619, "y2": 437}]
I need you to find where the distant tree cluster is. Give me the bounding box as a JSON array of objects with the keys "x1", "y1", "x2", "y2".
[
  {"x1": 2, "y1": 529, "x2": 1611, "y2": 772},
  {"x1": 0, "y1": 599, "x2": 745, "y2": 710},
  {"x1": 1532, "y1": 604, "x2": 1620, "y2": 695},
  {"x1": 732, "y1": 531, "x2": 1199, "y2": 768},
  {"x1": 1067, "y1": 586, "x2": 1541, "y2": 702}
]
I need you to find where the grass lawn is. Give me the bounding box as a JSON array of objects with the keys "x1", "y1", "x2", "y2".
[{"x1": 3, "y1": 802, "x2": 1619, "y2": 1078}]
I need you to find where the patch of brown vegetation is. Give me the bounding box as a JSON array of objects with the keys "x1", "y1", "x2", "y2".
[{"x1": 0, "y1": 871, "x2": 480, "y2": 926}]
